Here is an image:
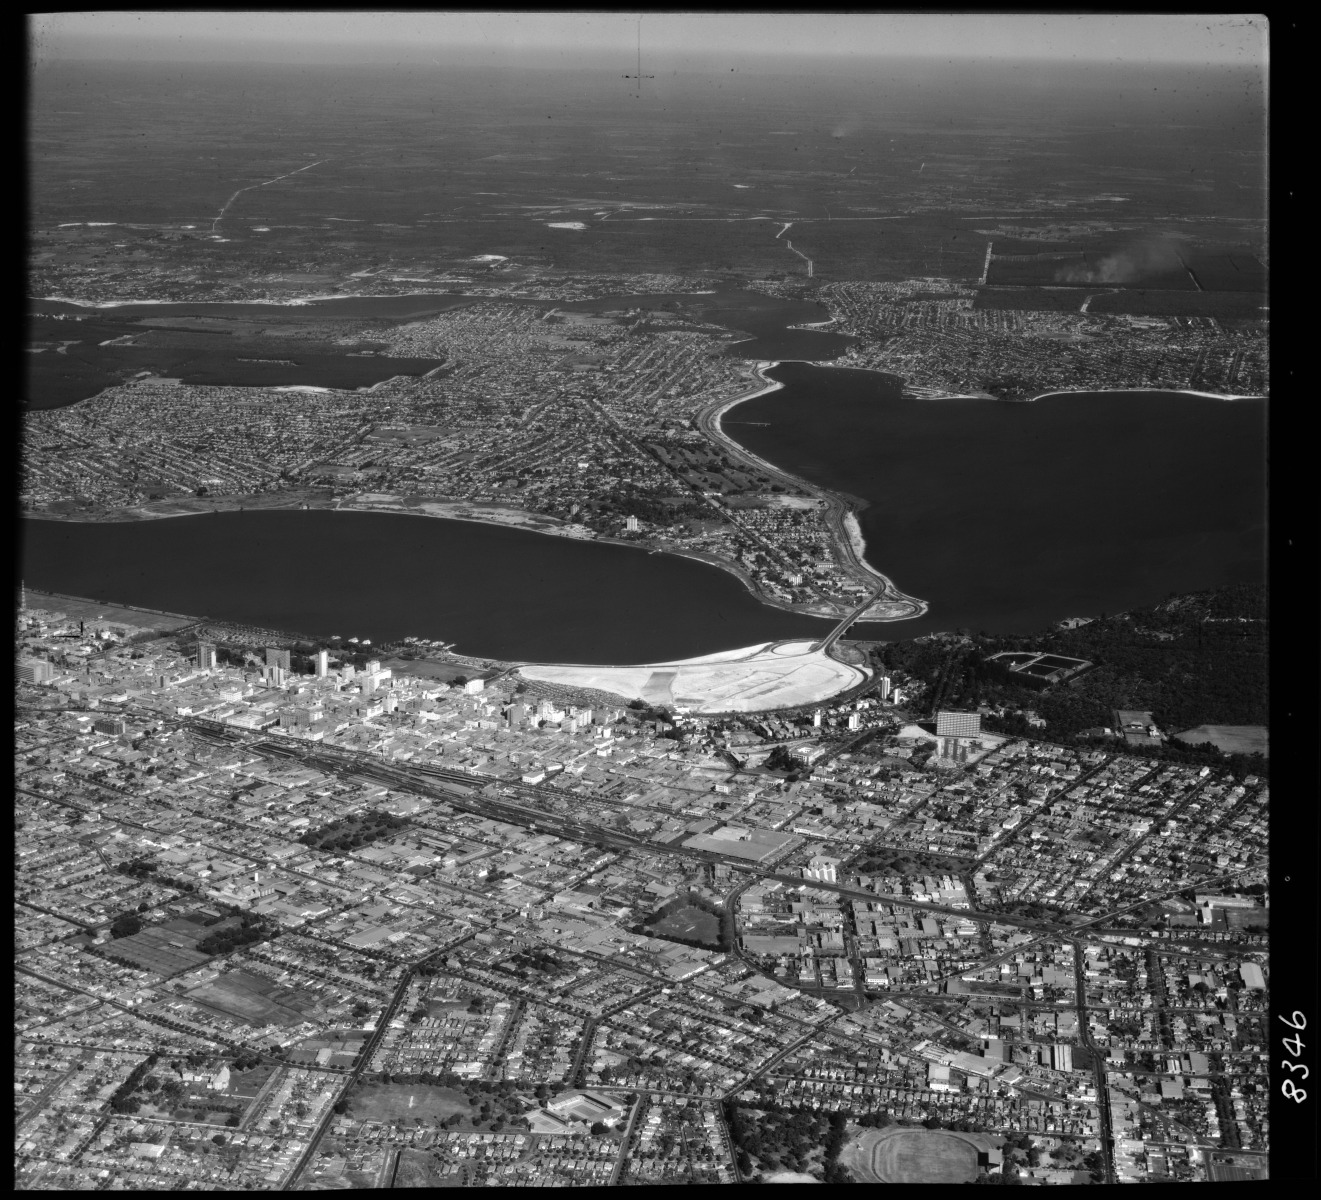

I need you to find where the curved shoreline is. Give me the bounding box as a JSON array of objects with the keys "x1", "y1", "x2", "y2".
[
  {"x1": 1027, "y1": 386, "x2": 1267, "y2": 403},
  {"x1": 30, "y1": 285, "x2": 1260, "y2": 638},
  {"x1": 702, "y1": 361, "x2": 930, "y2": 624},
  {"x1": 34, "y1": 291, "x2": 467, "y2": 309}
]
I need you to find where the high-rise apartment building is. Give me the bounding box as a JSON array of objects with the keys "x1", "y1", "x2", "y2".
[
  {"x1": 936, "y1": 710, "x2": 980, "y2": 761},
  {"x1": 936, "y1": 711, "x2": 981, "y2": 739},
  {"x1": 196, "y1": 642, "x2": 217, "y2": 670},
  {"x1": 314, "y1": 649, "x2": 329, "y2": 677}
]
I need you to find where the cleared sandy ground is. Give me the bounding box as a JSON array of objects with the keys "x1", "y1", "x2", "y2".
[{"x1": 518, "y1": 639, "x2": 868, "y2": 714}]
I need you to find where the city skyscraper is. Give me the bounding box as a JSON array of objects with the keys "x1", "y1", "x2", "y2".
[
  {"x1": 265, "y1": 647, "x2": 291, "y2": 672},
  {"x1": 196, "y1": 642, "x2": 217, "y2": 670},
  {"x1": 314, "y1": 649, "x2": 329, "y2": 677}
]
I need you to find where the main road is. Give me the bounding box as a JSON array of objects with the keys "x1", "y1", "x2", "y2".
[{"x1": 813, "y1": 583, "x2": 889, "y2": 653}]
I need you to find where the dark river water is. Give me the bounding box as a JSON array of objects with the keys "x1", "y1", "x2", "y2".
[
  {"x1": 734, "y1": 362, "x2": 1267, "y2": 635},
  {"x1": 20, "y1": 510, "x2": 838, "y2": 663},
  {"x1": 22, "y1": 295, "x2": 1265, "y2": 658}
]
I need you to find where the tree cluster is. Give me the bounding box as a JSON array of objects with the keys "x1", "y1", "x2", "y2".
[
  {"x1": 765, "y1": 744, "x2": 806, "y2": 773},
  {"x1": 299, "y1": 809, "x2": 409, "y2": 853},
  {"x1": 108, "y1": 1053, "x2": 159, "y2": 1114},
  {"x1": 110, "y1": 912, "x2": 144, "y2": 939},
  {"x1": 724, "y1": 1100, "x2": 839, "y2": 1180},
  {"x1": 879, "y1": 584, "x2": 1267, "y2": 776},
  {"x1": 196, "y1": 912, "x2": 276, "y2": 957}
]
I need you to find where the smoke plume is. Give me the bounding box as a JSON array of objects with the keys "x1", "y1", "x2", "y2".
[{"x1": 1053, "y1": 238, "x2": 1183, "y2": 285}]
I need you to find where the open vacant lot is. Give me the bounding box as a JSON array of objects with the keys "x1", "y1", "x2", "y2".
[
  {"x1": 25, "y1": 589, "x2": 197, "y2": 632},
  {"x1": 1172, "y1": 724, "x2": 1268, "y2": 756},
  {"x1": 393, "y1": 1148, "x2": 454, "y2": 1188},
  {"x1": 649, "y1": 905, "x2": 721, "y2": 946}
]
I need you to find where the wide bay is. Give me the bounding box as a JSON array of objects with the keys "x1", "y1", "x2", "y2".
[{"x1": 736, "y1": 362, "x2": 1268, "y2": 636}]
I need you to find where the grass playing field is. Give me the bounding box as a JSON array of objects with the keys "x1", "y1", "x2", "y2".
[
  {"x1": 875, "y1": 1130, "x2": 978, "y2": 1183},
  {"x1": 350, "y1": 1084, "x2": 473, "y2": 1124},
  {"x1": 841, "y1": 1127, "x2": 982, "y2": 1184},
  {"x1": 184, "y1": 970, "x2": 322, "y2": 1027}
]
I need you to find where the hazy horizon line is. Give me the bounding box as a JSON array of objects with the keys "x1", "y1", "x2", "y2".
[{"x1": 34, "y1": 46, "x2": 1265, "y2": 71}]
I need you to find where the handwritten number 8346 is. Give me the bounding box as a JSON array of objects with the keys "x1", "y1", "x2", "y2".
[{"x1": 1280, "y1": 1011, "x2": 1307, "y2": 1102}]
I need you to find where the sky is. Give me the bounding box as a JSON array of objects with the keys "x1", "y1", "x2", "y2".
[{"x1": 30, "y1": 11, "x2": 1268, "y2": 69}]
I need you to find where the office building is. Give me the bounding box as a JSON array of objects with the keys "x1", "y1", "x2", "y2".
[
  {"x1": 196, "y1": 642, "x2": 217, "y2": 670},
  {"x1": 314, "y1": 649, "x2": 329, "y2": 677},
  {"x1": 17, "y1": 658, "x2": 55, "y2": 684},
  {"x1": 264, "y1": 647, "x2": 291, "y2": 672},
  {"x1": 802, "y1": 855, "x2": 840, "y2": 884}
]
